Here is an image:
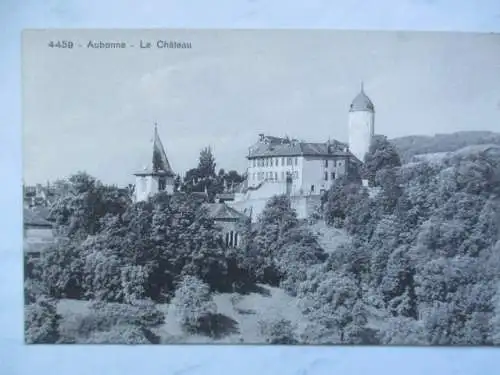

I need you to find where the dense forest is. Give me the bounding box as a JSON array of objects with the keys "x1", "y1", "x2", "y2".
[{"x1": 24, "y1": 136, "x2": 500, "y2": 345}]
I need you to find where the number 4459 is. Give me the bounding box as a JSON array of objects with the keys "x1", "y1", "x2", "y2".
[{"x1": 48, "y1": 41, "x2": 74, "y2": 48}]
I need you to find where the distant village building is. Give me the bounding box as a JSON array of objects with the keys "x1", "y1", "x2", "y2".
[
  {"x1": 23, "y1": 208, "x2": 54, "y2": 258},
  {"x1": 23, "y1": 183, "x2": 55, "y2": 208},
  {"x1": 133, "y1": 84, "x2": 376, "y2": 227}
]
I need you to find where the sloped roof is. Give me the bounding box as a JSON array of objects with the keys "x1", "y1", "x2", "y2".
[
  {"x1": 202, "y1": 203, "x2": 248, "y2": 220},
  {"x1": 247, "y1": 137, "x2": 351, "y2": 158},
  {"x1": 24, "y1": 208, "x2": 53, "y2": 228},
  {"x1": 31, "y1": 206, "x2": 52, "y2": 221}
]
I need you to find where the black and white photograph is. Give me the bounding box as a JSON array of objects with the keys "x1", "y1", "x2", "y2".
[{"x1": 22, "y1": 29, "x2": 500, "y2": 345}]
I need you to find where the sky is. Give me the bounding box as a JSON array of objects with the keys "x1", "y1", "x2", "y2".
[
  {"x1": 22, "y1": 28, "x2": 500, "y2": 186},
  {"x1": 2, "y1": 1, "x2": 500, "y2": 375}
]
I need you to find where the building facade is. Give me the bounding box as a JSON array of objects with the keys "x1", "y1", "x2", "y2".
[
  {"x1": 134, "y1": 85, "x2": 375, "y2": 224},
  {"x1": 201, "y1": 203, "x2": 247, "y2": 248},
  {"x1": 23, "y1": 208, "x2": 54, "y2": 258},
  {"x1": 133, "y1": 123, "x2": 176, "y2": 202}
]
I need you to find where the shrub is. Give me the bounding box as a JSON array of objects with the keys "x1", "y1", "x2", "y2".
[
  {"x1": 59, "y1": 301, "x2": 164, "y2": 343},
  {"x1": 82, "y1": 325, "x2": 158, "y2": 344},
  {"x1": 121, "y1": 265, "x2": 148, "y2": 303},
  {"x1": 171, "y1": 275, "x2": 217, "y2": 333},
  {"x1": 24, "y1": 279, "x2": 47, "y2": 305},
  {"x1": 88, "y1": 300, "x2": 165, "y2": 328},
  {"x1": 25, "y1": 296, "x2": 61, "y2": 344},
  {"x1": 257, "y1": 316, "x2": 297, "y2": 344},
  {"x1": 297, "y1": 321, "x2": 340, "y2": 345}
]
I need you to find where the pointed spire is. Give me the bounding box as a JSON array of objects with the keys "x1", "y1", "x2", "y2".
[
  {"x1": 152, "y1": 122, "x2": 174, "y2": 175},
  {"x1": 360, "y1": 81, "x2": 364, "y2": 93}
]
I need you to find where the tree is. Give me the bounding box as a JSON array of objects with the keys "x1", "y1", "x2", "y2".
[
  {"x1": 276, "y1": 227, "x2": 327, "y2": 296},
  {"x1": 198, "y1": 146, "x2": 217, "y2": 178},
  {"x1": 171, "y1": 275, "x2": 217, "y2": 333},
  {"x1": 297, "y1": 270, "x2": 361, "y2": 343},
  {"x1": 250, "y1": 195, "x2": 299, "y2": 285},
  {"x1": 25, "y1": 296, "x2": 61, "y2": 344},
  {"x1": 179, "y1": 147, "x2": 244, "y2": 201},
  {"x1": 49, "y1": 172, "x2": 131, "y2": 239},
  {"x1": 39, "y1": 240, "x2": 84, "y2": 299},
  {"x1": 491, "y1": 283, "x2": 500, "y2": 345},
  {"x1": 322, "y1": 176, "x2": 367, "y2": 227},
  {"x1": 363, "y1": 135, "x2": 402, "y2": 186},
  {"x1": 379, "y1": 246, "x2": 417, "y2": 319}
]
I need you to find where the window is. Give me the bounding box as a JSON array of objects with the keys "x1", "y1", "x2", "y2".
[
  {"x1": 281, "y1": 157, "x2": 285, "y2": 166},
  {"x1": 274, "y1": 172, "x2": 278, "y2": 180},
  {"x1": 281, "y1": 171, "x2": 285, "y2": 180},
  {"x1": 265, "y1": 158, "x2": 269, "y2": 167},
  {"x1": 234, "y1": 233, "x2": 238, "y2": 247},
  {"x1": 158, "y1": 177, "x2": 166, "y2": 191},
  {"x1": 270, "y1": 158, "x2": 273, "y2": 167},
  {"x1": 324, "y1": 172, "x2": 328, "y2": 181},
  {"x1": 333, "y1": 160, "x2": 337, "y2": 167},
  {"x1": 331, "y1": 172, "x2": 336, "y2": 180},
  {"x1": 293, "y1": 171, "x2": 298, "y2": 179},
  {"x1": 287, "y1": 157, "x2": 292, "y2": 166},
  {"x1": 276, "y1": 158, "x2": 280, "y2": 166},
  {"x1": 310, "y1": 185, "x2": 315, "y2": 192},
  {"x1": 295, "y1": 157, "x2": 298, "y2": 166},
  {"x1": 324, "y1": 160, "x2": 328, "y2": 168}
]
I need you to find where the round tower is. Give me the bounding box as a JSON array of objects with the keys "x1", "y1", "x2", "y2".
[{"x1": 348, "y1": 82, "x2": 375, "y2": 162}]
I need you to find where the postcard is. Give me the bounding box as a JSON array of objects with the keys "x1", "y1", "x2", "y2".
[{"x1": 22, "y1": 29, "x2": 500, "y2": 345}]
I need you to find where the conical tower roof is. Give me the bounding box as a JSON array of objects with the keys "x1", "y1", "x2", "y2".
[
  {"x1": 349, "y1": 82, "x2": 374, "y2": 112},
  {"x1": 134, "y1": 123, "x2": 174, "y2": 176}
]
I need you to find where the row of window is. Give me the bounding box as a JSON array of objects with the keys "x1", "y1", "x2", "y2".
[
  {"x1": 251, "y1": 156, "x2": 298, "y2": 168},
  {"x1": 324, "y1": 172, "x2": 336, "y2": 181},
  {"x1": 250, "y1": 170, "x2": 299, "y2": 182},
  {"x1": 324, "y1": 159, "x2": 343, "y2": 168},
  {"x1": 225, "y1": 231, "x2": 238, "y2": 247},
  {"x1": 251, "y1": 158, "x2": 344, "y2": 169}
]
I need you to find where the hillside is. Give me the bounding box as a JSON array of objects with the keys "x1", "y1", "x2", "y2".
[
  {"x1": 390, "y1": 130, "x2": 500, "y2": 162},
  {"x1": 25, "y1": 141, "x2": 500, "y2": 346}
]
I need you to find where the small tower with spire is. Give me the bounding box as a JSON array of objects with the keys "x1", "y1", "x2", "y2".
[
  {"x1": 348, "y1": 81, "x2": 375, "y2": 162},
  {"x1": 133, "y1": 123, "x2": 175, "y2": 202}
]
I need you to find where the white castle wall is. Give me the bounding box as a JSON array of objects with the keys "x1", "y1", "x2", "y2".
[
  {"x1": 228, "y1": 180, "x2": 322, "y2": 223},
  {"x1": 135, "y1": 175, "x2": 174, "y2": 202},
  {"x1": 348, "y1": 110, "x2": 374, "y2": 162}
]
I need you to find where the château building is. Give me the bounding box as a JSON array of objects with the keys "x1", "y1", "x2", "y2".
[{"x1": 133, "y1": 84, "x2": 376, "y2": 233}]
